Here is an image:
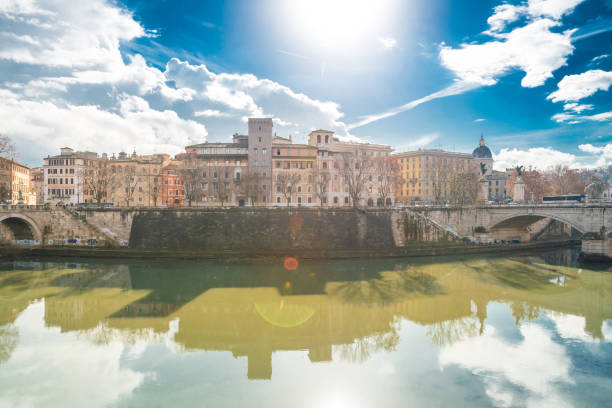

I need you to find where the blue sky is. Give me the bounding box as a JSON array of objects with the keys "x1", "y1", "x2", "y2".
[{"x1": 1, "y1": 0, "x2": 611, "y2": 169}]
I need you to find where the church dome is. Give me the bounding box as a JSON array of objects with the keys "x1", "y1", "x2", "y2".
[{"x1": 472, "y1": 135, "x2": 492, "y2": 159}]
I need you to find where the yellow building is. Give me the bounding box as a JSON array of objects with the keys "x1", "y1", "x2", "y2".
[
  {"x1": 393, "y1": 149, "x2": 475, "y2": 203},
  {"x1": 0, "y1": 157, "x2": 33, "y2": 204}
]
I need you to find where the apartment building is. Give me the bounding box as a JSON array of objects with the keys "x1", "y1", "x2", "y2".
[
  {"x1": 105, "y1": 151, "x2": 171, "y2": 207},
  {"x1": 393, "y1": 136, "x2": 506, "y2": 203},
  {"x1": 43, "y1": 148, "x2": 99, "y2": 204},
  {"x1": 0, "y1": 157, "x2": 33, "y2": 204},
  {"x1": 161, "y1": 163, "x2": 184, "y2": 207},
  {"x1": 184, "y1": 133, "x2": 249, "y2": 206},
  {"x1": 271, "y1": 135, "x2": 318, "y2": 206},
  {"x1": 308, "y1": 130, "x2": 393, "y2": 207}
]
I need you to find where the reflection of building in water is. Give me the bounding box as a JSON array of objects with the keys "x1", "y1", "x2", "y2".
[{"x1": 12, "y1": 255, "x2": 611, "y2": 379}]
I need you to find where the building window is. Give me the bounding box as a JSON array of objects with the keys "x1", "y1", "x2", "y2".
[
  {"x1": 333, "y1": 196, "x2": 338, "y2": 204},
  {"x1": 201, "y1": 183, "x2": 207, "y2": 190},
  {"x1": 308, "y1": 196, "x2": 312, "y2": 203},
  {"x1": 325, "y1": 135, "x2": 329, "y2": 143},
  {"x1": 344, "y1": 197, "x2": 349, "y2": 204},
  {"x1": 254, "y1": 148, "x2": 258, "y2": 155},
  {"x1": 262, "y1": 148, "x2": 267, "y2": 155},
  {"x1": 298, "y1": 197, "x2": 302, "y2": 204},
  {"x1": 277, "y1": 197, "x2": 281, "y2": 203},
  {"x1": 254, "y1": 160, "x2": 258, "y2": 166},
  {"x1": 317, "y1": 135, "x2": 321, "y2": 143}
]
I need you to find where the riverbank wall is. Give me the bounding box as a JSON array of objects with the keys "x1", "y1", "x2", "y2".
[{"x1": 0, "y1": 240, "x2": 579, "y2": 262}]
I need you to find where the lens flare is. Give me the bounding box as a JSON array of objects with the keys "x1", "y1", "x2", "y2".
[{"x1": 283, "y1": 257, "x2": 299, "y2": 271}]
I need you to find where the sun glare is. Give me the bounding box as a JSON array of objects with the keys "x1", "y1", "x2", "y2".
[{"x1": 282, "y1": 0, "x2": 398, "y2": 52}]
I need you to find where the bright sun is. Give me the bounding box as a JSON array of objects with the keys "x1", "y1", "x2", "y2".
[{"x1": 282, "y1": 0, "x2": 398, "y2": 52}]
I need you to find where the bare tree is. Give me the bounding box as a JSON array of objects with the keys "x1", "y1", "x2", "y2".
[
  {"x1": 449, "y1": 168, "x2": 479, "y2": 205},
  {"x1": 340, "y1": 149, "x2": 369, "y2": 208},
  {"x1": 149, "y1": 176, "x2": 160, "y2": 207},
  {"x1": 237, "y1": 170, "x2": 262, "y2": 206},
  {"x1": 276, "y1": 172, "x2": 300, "y2": 206},
  {"x1": 374, "y1": 156, "x2": 398, "y2": 206},
  {"x1": 312, "y1": 165, "x2": 331, "y2": 207},
  {"x1": 549, "y1": 164, "x2": 584, "y2": 195},
  {"x1": 178, "y1": 153, "x2": 203, "y2": 206},
  {"x1": 430, "y1": 157, "x2": 449, "y2": 204},
  {"x1": 210, "y1": 164, "x2": 235, "y2": 206},
  {"x1": 121, "y1": 166, "x2": 138, "y2": 207},
  {"x1": 0, "y1": 136, "x2": 16, "y2": 159},
  {"x1": 81, "y1": 160, "x2": 117, "y2": 204}
]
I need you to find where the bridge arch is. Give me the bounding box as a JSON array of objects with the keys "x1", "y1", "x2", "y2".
[
  {"x1": 0, "y1": 214, "x2": 43, "y2": 242},
  {"x1": 488, "y1": 212, "x2": 586, "y2": 235}
]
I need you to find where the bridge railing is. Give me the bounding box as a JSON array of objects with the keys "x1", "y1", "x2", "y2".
[{"x1": 0, "y1": 204, "x2": 51, "y2": 211}]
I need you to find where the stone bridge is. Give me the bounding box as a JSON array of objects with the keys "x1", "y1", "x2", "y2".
[
  {"x1": 0, "y1": 205, "x2": 132, "y2": 246},
  {"x1": 408, "y1": 204, "x2": 610, "y2": 239},
  {"x1": 0, "y1": 204, "x2": 609, "y2": 258}
]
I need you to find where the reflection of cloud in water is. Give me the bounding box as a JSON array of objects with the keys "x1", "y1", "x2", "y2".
[
  {"x1": 547, "y1": 312, "x2": 612, "y2": 343},
  {"x1": 0, "y1": 301, "x2": 151, "y2": 408},
  {"x1": 439, "y1": 324, "x2": 572, "y2": 408}
]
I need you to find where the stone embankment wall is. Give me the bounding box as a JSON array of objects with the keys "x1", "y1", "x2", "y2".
[{"x1": 129, "y1": 209, "x2": 399, "y2": 250}]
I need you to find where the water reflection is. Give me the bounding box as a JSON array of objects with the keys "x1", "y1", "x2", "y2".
[{"x1": 0, "y1": 249, "x2": 610, "y2": 407}]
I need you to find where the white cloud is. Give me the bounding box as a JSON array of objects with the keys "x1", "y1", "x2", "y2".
[
  {"x1": 0, "y1": 0, "x2": 360, "y2": 165},
  {"x1": 0, "y1": 0, "x2": 144, "y2": 69},
  {"x1": 547, "y1": 312, "x2": 601, "y2": 343},
  {"x1": 350, "y1": 0, "x2": 584, "y2": 130},
  {"x1": 348, "y1": 81, "x2": 480, "y2": 130},
  {"x1": 591, "y1": 54, "x2": 609, "y2": 63},
  {"x1": 164, "y1": 58, "x2": 352, "y2": 140},
  {"x1": 0, "y1": 91, "x2": 206, "y2": 161},
  {"x1": 440, "y1": 19, "x2": 575, "y2": 88},
  {"x1": 562, "y1": 102, "x2": 593, "y2": 113},
  {"x1": 493, "y1": 147, "x2": 579, "y2": 170},
  {"x1": 552, "y1": 109, "x2": 612, "y2": 123},
  {"x1": 0, "y1": 301, "x2": 147, "y2": 408},
  {"x1": 578, "y1": 143, "x2": 612, "y2": 166},
  {"x1": 379, "y1": 37, "x2": 397, "y2": 50},
  {"x1": 474, "y1": 118, "x2": 486, "y2": 122},
  {"x1": 394, "y1": 133, "x2": 439, "y2": 152},
  {"x1": 527, "y1": 0, "x2": 585, "y2": 20},
  {"x1": 439, "y1": 324, "x2": 573, "y2": 408},
  {"x1": 548, "y1": 69, "x2": 612, "y2": 102},
  {"x1": 194, "y1": 109, "x2": 232, "y2": 118},
  {"x1": 486, "y1": 0, "x2": 585, "y2": 34},
  {"x1": 486, "y1": 4, "x2": 526, "y2": 33}
]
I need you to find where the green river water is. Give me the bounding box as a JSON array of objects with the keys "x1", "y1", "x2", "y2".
[{"x1": 0, "y1": 249, "x2": 611, "y2": 407}]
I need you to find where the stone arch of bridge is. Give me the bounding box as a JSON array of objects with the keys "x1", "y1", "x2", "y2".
[
  {"x1": 487, "y1": 212, "x2": 585, "y2": 235},
  {"x1": 0, "y1": 213, "x2": 43, "y2": 241}
]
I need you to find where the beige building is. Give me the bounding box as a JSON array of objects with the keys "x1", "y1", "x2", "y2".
[
  {"x1": 44, "y1": 147, "x2": 98, "y2": 204},
  {"x1": 271, "y1": 136, "x2": 318, "y2": 206},
  {"x1": 184, "y1": 134, "x2": 250, "y2": 206},
  {"x1": 308, "y1": 130, "x2": 394, "y2": 207},
  {"x1": 30, "y1": 167, "x2": 45, "y2": 205},
  {"x1": 105, "y1": 151, "x2": 171, "y2": 207}
]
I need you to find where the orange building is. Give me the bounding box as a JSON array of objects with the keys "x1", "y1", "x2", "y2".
[{"x1": 162, "y1": 166, "x2": 184, "y2": 207}]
